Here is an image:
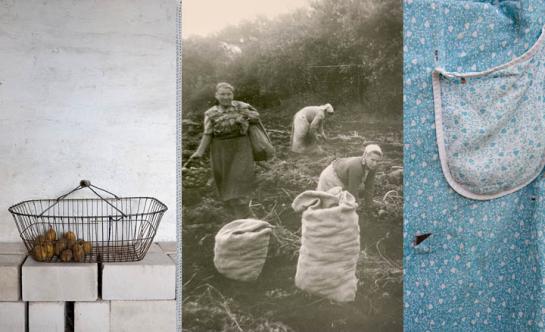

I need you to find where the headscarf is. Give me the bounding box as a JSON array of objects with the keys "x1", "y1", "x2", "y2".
[
  {"x1": 322, "y1": 103, "x2": 334, "y2": 114},
  {"x1": 216, "y1": 82, "x2": 234, "y2": 92},
  {"x1": 362, "y1": 144, "x2": 383, "y2": 158}
]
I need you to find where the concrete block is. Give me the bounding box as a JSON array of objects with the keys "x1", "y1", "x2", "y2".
[
  {"x1": 74, "y1": 301, "x2": 110, "y2": 332},
  {"x1": 102, "y1": 252, "x2": 175, "y2": 300},
  {"x1": 157, "y1": 241, "x2": 176, "y2": 254},
  {"x1": 29, "y1": 302, "x2": 64, "y2": 332},
  {"x1": 110, "y1": 300, "x2": 176, "y2": 332},
  {"x1": 148, "y1": 242, "x2": 162, "y2": 253},
  {"x1": 0, "y1": 301, "x2": 26, "y2": 332},
  {"x1": 0, "y1": 254, "x2": 25, "y2": 300},
  {"x1": 22, "y1": 257, "x2": 98, "y2": 301},
  {"x1": 0, "y1": 242, "x2": 28, "y2": 255}
]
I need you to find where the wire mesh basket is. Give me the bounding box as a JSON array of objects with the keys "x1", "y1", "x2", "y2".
[
  {"x1": 8, "y1": 180, "x2": 168, "y2": 263},
  {"x1": 182, "y1": 158, "x2": 210, "y2": 188}
]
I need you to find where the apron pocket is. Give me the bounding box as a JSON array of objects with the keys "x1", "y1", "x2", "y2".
[{"x1": 432, "y1": 26, "x2": 545, "y2": 200}]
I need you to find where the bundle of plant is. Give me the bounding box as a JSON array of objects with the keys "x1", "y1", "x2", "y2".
[
  {"x1": 358, "y1": 237, "x2": 402, "y2": 293},
  {"x1": 183, "y1": 283, "x2": 295, "y2": 332},
  {"x1": 269, "y1": 224, "x2": 301, "y2": 259}
]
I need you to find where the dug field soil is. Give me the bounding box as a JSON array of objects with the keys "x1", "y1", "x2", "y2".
[{"x1": 182, "y1": 105, "x2": 403, "y2": 332}]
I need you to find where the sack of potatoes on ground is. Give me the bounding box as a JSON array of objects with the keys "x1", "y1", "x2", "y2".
[
  {"x1": 213, "y1": 219, "x2": 273, "y2": 282},
  {"x1": 292, "y1": 187, "x2": 360, "y2": 302}
]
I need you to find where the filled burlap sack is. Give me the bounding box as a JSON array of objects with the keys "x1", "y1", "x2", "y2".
[
  {"x1": 292, "y1": 186, "x2": 360, "y2": 302},
  {"x1": 213, "y1": 219, "x2": 273, "y2": 282}
]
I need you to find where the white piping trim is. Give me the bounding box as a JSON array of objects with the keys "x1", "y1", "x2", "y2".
[{"x1": 432, "y1": 25, "x2": 545, "y2": 201}]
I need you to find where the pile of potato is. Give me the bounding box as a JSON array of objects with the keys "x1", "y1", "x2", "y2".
[{"x1": 31, "y1": 227, "x2": 92, "y2": 263}]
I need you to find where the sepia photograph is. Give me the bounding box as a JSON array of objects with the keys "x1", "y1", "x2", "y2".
[{"x1": 181, "y1": 0, "x2": 403, "y2": 331}]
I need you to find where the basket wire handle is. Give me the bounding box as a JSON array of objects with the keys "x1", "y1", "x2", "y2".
[
  {"x1": 183, "y1": 156, "x2": 197, "y2": 168},
  {"x1": 37, "y1": 180, "x2": 128, "y2": 218}
]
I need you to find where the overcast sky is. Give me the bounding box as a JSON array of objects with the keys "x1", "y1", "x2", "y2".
[{"x1": 182, "y1": 0, "x2": 311, "y2": 38}]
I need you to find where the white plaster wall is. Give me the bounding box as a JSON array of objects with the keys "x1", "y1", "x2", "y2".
[{"x1": 0, "y1": 0, "x2": 177, "y2": 241}]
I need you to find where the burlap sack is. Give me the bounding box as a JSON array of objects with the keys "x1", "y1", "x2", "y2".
[
  {"x1": 292, "y1": 187, "x2": 360, "y2": 302},
  {"x1": 213, "y1": 219, "x2": 273, "y2": 282},
  {"x1": 248, "y1": 121, "x2": 275, "y2": 161}
]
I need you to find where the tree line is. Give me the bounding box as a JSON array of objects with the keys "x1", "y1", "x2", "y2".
[{"x1": 182, "y1": 0, "x2": 402, "y2": 120}]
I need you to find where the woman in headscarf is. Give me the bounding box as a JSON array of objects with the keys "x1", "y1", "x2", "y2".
[
  {"x1": 316, "y1": 144, "x2": 383, "y2": 207},
  {"x1": 291, "y1": 103, "x2": 334, "y2": 154},
  {"x1": 190, "y1": 82, "x2": 260, "y2": 218}
]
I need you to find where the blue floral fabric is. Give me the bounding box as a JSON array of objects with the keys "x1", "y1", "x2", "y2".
[
  {"x1": 433, "y1": 27, "x2": 545, "y2": 200},
  {"x1": 404, "y1": 0, "x2": 545, "y2": 331}
]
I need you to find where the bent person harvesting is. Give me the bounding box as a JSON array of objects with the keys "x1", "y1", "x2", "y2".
[
  {"x1": 291, "y1": 103, "x2": 334, "y2": 154},
  {"x1": 317, "y1": 144, "x2": 383, "y2": 208}
]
